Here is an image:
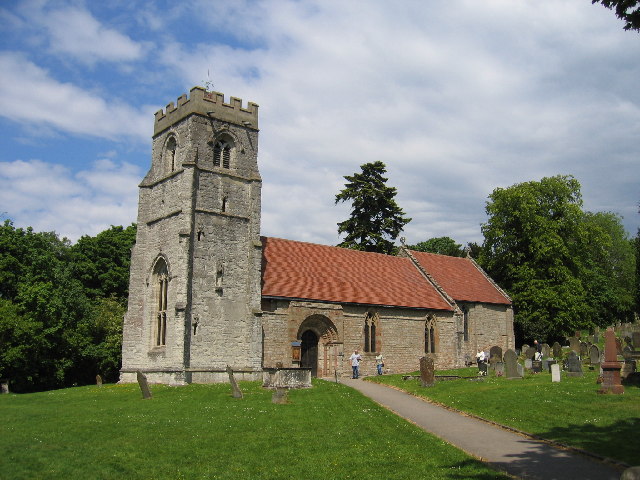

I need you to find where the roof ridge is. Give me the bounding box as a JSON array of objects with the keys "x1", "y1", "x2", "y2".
[{"x1": 400, "y1": 247, "x2": 457, "y2": 310}]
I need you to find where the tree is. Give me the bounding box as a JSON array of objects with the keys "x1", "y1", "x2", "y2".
[
  {"x1": 592, "y1": 0, "x2": 640, "y2": 32},
  {"x1": 409, "y1": 237, "x2": 463, "y2": 256},
  {"x1": 479, "y1": 175, "x2": 636, "y2": 342},
  {"x1": 335, "y1": 161, "x2": 411, "y2": 255}
]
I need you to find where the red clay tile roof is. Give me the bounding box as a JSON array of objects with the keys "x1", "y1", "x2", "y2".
[
  {"x1": 409, "y1": 250, "x2": 511, "y2": 305},
  {"x1": 261, "y1": 237, "x2": 452, "y2": 310}
]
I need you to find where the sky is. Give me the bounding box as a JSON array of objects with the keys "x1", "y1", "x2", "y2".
[{"x1": 0, "y1": 0, "x2": 638, "y2": 247}]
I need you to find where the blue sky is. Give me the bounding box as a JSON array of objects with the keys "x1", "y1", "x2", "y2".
[{"x1": 0, "y1": 0, "x2": 638, "y2": 245}]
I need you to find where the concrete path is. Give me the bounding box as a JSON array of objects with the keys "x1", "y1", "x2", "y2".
[{"x1": 340, "y1": 377, "x2": 623, "y2": 480}]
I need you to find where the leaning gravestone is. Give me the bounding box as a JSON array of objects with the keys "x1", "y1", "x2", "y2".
[
  {"x1": 551, "y1": 363, "x2": 561, "y2": 382},
  {"x1": 419, "y1": 356, "x2": 435, "y2": 387},
  {"x1": 504, "y1": 349, "x2": 521, "y2": 379},
  {"x1": 226, "y1": 365, "x2": 243, "y2": 398},
  {"x1": 589, "y1": 345, "x2": 600, "y2": 366},
  {"x1": 552, "y1": 342, "x2": 562, "y2": 358},
  {"x1": 565, "y1": 351, "x2": 583, "y2": 377},
  {"x1": 136, "y1": 371, "x2": 152, "y2": 399},
  {"x1": 569, "y1": 337, "x2": 581, "y2": 354}
]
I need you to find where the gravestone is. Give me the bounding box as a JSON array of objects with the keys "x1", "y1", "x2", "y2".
[
  {"x1": 531, "y1": 360, "x2": 542, "y2": 373},
  {"x1": 593, "y1": 327, "x2": 600, "y2": 344},
  {"x1": 494, "y1": 362, "x2": 504, "y2": 377},
  {"x1": 545, "y1": 359, "x2": 557, "y2": 373},
  {"x1": 622, "y1": 345, "x2": 632, "y2": 360},
  {"x1": 580, "y1": 342, "x2": 588, "y2": 358},
  {"x1": 565, "y1": 351, "x2": 583, "y2": 377},
  {"x1": 615, "y1": 337, "x2": 623, "y2": 355},
  {"x1": 226, "y1": 365, "x2": 244, "y2": 398},
  {"x1": 521, "y1": 344, "x2": 530, "y2": 354},
  {"x1": 621, "y1": 360, "x2": 636, "y2": 380},
  {"x1": 524, "y1": 358, "x2": 532, "y2": 370},
  {"x1": 419, "y1": 356, "x2": 435, "y2": 387},
  {"x1": 525, "y1": 347, "x2": 537, "y2": 360},
  {"x1": 552, "y1": 342, "x2": 562, "y2": 358},
  {"x1": 551, "y1": 363, "x2": 561, "y2": 382},
  {"x1": 504, "y1": 349, "x2": 521, "y2": 379},
  {"x1": 541, "y1": 343, "x2": 551, "y2": 358},
  {"x1": 1, "y1": 380, "x2": 9, "y2": 394},
  {"x1": 489, "y1": 346, "x2": 503, "y2": 362},
  {"x1": 569, "y1": 337, "x2": 580, "y2": 354},
  {"x1": 136, "y1": 371, "x2": 152, "y2": 399},
  {"x1": 516, "y1": 364, "x2": 524, "y2": 377},
  {"x1": 599, "y1": 328, "x2": 624, "y2": 394},
  {"x1": 589, "y1": 345, "x2": 600, "y2": 365},
  {"x1": 272, "y1": 387, "x2": 289, "y2": 404},
  {"x1": 96, "y1": 374, "x2": 103, "y2": 387}
]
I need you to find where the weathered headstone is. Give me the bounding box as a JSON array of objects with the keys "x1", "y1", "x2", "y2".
[
  {"x1": 541, "y1": 343, "x2": 550, "y2": 358},
  {"x1": 599, "y1": 328, "x2": 624, "y2": 394},
  {"x1": 1, "y1": 380, "x2": 9, "y2": 394},
  {"x1": 489, "y1": 346, "x2": 503, "y2": 362},
  {"x1": 569, "y1": 337, "x2": 580, "y2": 354},
  {"x1": 136, "y1": 370, "x2": 152, "y2": 399},
  {"x1": 621, "y1": 360, "x2": 636, "y2": 380},
  {"x1": 504, "y1": 349, "x2": 521, "y2": 379},
  {"x1": 551, "y1": 363, "x2": 561, "y2": 382},
  {"x1": 525, "y1": 346, "x2": 537, "y2": 360},
  {"x1": 96, "y1": 374, "x2": 103, "y2": 387},
  {"x1": 419, "y1": 356, "x2": 435, "y2": 387},
  {"x1": 589, "y1": 345, "x2": 600, "y2": 365},
  {"x1": 545, "y1": 359, "x2": 556, "y2": 373},
  {"x1": 494, "y1": 362, "x2": 504, "y2": 377},
  {"x1": 272, "y1": 387, "x2": 289, "y2": 404},
  {"x1": 565, "y1": 351, "x2": 583, "y2": 377},
  {"x1": 615, "y1": 337, "x2": 623, "y2": 355},
  {"x1": 524, "y1": 358, "x2": 532, "y2": 370},
  {"x1": 226, "y1": 365, "x2": 244, "y2": 398},
  {"x1": 579, "y1": 342, "x2": 588, "y2": 358},
  {"x1": 521, "y1": 344, "x2": 530, "y2": 354},
  {"x1": 516, "y1": 363, "x2": 524, "y2": 377},
  {"x1": 552, "y1": 342, "x2": 562, "y2": 358},
  {"x1": 622, "y1": 345, "x2": 633, "y2": 361}
]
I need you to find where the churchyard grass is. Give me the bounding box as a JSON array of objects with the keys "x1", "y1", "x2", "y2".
[
  {"x1": 370, "y1": 367, "x2": 640, "y2": 466},
  {"x1": 0, "y1": 380, "x2": 509, "y2": 480}
]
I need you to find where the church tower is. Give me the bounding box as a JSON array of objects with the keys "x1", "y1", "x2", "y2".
[{"x1": 120, "y1": 87, "x2": 263, "y2": 384}]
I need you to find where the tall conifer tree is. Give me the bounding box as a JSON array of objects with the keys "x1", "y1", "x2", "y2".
[{"x1": 335, "y1": 161, "x2": 411, "y2": 255}]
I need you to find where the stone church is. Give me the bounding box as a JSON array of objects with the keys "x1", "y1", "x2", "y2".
[{"x1": 120, "y1": 87, "x2": 514, "y2": 385}]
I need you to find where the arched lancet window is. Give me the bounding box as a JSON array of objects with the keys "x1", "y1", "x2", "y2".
[
  {"x1": 364, "y1": 312, "x2": 378, "y2": 353},
  {"x1": 463, "y1": 307, "x2": 469, "y2": 342},
  {"x1": 213, "y1": 138, "x2": 233, "y2": 168},
  {"x1": 154, "y1": 259, "x2": 169, "y2": 347},
  {"x1": 165, "y1": 136, "x2": 177, "y2": 173},
  {"x1": 425, "y1": 316, "x2": 436, "y2": 354}
]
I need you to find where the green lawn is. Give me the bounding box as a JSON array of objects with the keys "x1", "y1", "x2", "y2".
[
  {"x1": 1, "y1": 380, "x2": 508, "y2": 480},
  {"x1": 369, "y1": 367, "x2": 640, "y2": 466}
]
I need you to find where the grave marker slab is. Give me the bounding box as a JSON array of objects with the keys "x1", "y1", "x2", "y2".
[
  {"x1": 419, "y1": 356, "x2": 435, "y2": 387},
  {"x1": 136, "y1": 371, "x2": 152, "y2": 399},
  {"x1": 589, "y1": 345, "x2": 600, "y2": 365},
  {"x1": 569, "y1": 337, "x2": 580, "y2": 354},
  {"x1": 226, "y1": 365, "x2": 244, "y2": 398},
  {"x1": 489, "y1": 346, "x2": 503, "y2": 362},
  {"x1": 504, "y1": 349, "x2": 521, "y2": 379},
  {"x1": 565, "y1": 351, "x2": 583, "y2": 377},
  {"x1": 599, "y1": 328, "x2": 624, "y2": 394},
  {"x1": 552, "y1": 342, "x2": 562, "y2": 358},
  {"x1": 551, "y1": 363, "x2": 561, "y2": 382},
  {"x1": 96, "y1": 374, "x2": 103, "y2": 387}
]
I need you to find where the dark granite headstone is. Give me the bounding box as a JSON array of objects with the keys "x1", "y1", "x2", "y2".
[
  {"x1": 565, "y1": 351, "x2": 583, "y2": 377},
  {"x1": 552, "y1": 342, "x2": 562, "y2": 358},
  {"x1": 136, "y1": 370, "x2": 152, "y2": 399},
  {"x1": 504, "y1": 349, "x2": 521, "y2": 379},
  {"x1": 419, "y1": 356, "x2": 435, "y2": 387},
  {"x1": 226, "y1": 365, "x2": 243, "y2": 398},
  {"x1": 531, "y1": 360, "x2": 542, "y2": 373}
]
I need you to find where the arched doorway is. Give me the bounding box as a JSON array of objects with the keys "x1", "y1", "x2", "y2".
[{"x1": 301, "y1": 330, "x2": 319, "y2": 377}]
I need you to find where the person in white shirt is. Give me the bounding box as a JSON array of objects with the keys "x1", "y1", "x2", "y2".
[{"x1": 349, "y1": 350, "x2": 362, "y2": 379}]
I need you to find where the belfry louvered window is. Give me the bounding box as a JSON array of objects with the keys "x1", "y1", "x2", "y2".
[{"x1": 213, "y1": 140, "x2": 231, "y2": 168}]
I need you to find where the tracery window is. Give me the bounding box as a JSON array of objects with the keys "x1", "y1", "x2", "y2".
[
  {"x1": 213, "y1": 139, "x2": 232, "y2": 168},
  {"x1": 154, "y1": 260, "x2": 169, "y2": 347},
  {"x1": 363, "y1": 312, "x2": 378, "y2": 353},
  {"x1": 425, "y1": 316, "x2": 436, "y2": 354}
]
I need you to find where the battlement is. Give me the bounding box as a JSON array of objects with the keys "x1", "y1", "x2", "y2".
[{"x1": 154, "y1": 86, "x2": 259, "y2": 136}]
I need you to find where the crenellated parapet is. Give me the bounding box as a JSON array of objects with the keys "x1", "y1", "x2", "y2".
[{"x1": 154, "y1": 86, "x2": 259, "y2": 136}]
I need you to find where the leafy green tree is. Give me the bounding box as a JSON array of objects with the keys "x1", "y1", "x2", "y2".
[
  {"x1": 480, "y1": 175, "x2": 636, "y2": 342},
  {"x1": 71, "y1": 224, "x2": 136, "y2": 300},
  {"x1": 592, "y1": 0, "x2": 640, "y2": 32},
  {"x1": 409, "y1": 237, "x2": 463, "y2": 256},
  {"x1": 335, "y1": 161, "x2": 411, "y2": 254}
]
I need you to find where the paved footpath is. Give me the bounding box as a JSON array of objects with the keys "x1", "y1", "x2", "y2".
[{"x1": 341, "y1": 377, "x2": 623, "y2": 480}]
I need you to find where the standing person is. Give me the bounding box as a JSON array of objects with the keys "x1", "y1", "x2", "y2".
[
  {"x1": 533, "y1": 340, "x2": 542, "y2": 361},
  {"x1": 375, "y1": 353, "x2": 384, "y2": 375},
  {"x1": 476, "y1": 349, "x2": 486, "y2": 375},
  {"x1": 349, "y1": 350, "x2": 362, "y2": 379}
]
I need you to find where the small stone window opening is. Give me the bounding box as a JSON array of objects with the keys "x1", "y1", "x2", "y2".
[
  {"x1": 215, "y1": 266, "x2": 224, "y2": 292},
  {"x1": 463, "y1": 307, "x2": 469, "y2": 342},
  {"x1": 193, "y1": 315, "x2": 199, "y2": 336},
  {"x1": 425, "y1": 318, "x2": 436, "y2": 354},
  {"x1": 213, "y1": 140, "x2": 232, "y2": 168},
  {"x1": 222, "y1": 195, "x2": 228, "y2": 213},
  {"x1": 363, "y1": 312, "x2": 378, "y2": 353},
  {"x1": 197, "y1": 228, "x2": 204, "y2": 241},
  {"x1": 156, "y1": 271, "x2": 168, "y2": 347},
  {"x1": 166, "y1": 136, "x2": 177, "y2": 172}
]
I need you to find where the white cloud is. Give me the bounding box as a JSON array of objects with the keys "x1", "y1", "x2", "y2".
[
  {"x1": 0, "y1": 52, "x2": 151, "y2": 141},
  {"x1": 0, "y1": 158, "x2": 140, "y2": 241}
]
